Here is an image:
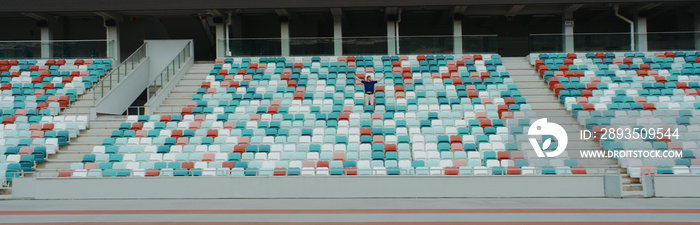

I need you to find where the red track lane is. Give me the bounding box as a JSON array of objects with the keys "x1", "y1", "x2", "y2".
[
  {"x1": 1, "y1": 208, "x2": 700, "y2": 215},
  {"x1": 1, "y1": 223, "x2": 700, "y2": 225}
]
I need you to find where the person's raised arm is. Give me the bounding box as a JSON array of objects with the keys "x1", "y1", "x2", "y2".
[
  {"x1": 378, "y1": 73, "x2": 387, "y2": 82},
  {"x1": 354, "y1": 74, "x2": 363, "y2": 81}
]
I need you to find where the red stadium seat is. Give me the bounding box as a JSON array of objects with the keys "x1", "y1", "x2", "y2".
[
  {"x1": 238, "y1": 137, "x2": 250, "y2": 145},
  {"x1": 181, "y1": 107, "x2": 193, "y2": 115},
  {"x1": 506, "y1": 167, "x2": 521, "y2": 175},
  {"x1": 333, "y1": 152, "x2": 345, "y2": 161},
  {"x1": 273, "y1": 168, "x2": 287, "y2": 176},
  {"x1": 171, "y1": 130, "x2": 183, "y2": 138},
  {"x1": 449, "y1": 135, "x2": 461, "y2": 144},
  {"x1": 181, "y1": 162, "x2": 194, "y2": 169},
  {"x1": 206, "y1": 130, "x2": 218, "y2": 138},
  {"x1": 145, "y1": 169, "x2": 160, "y2": 176},
  {"x1": 571, "y1": 166, "x2": 587, "y2": 175},
  {"x1": 130, "y1": 122, "x2": 143, "y2": 130},
  {"x1": 58, "y1": 170, "x2": 72, "y2": 177},
  {"x1": 222, "y1": 162, "x2": 235, "y2": 169},
  {"x1": 41, "y1": 123, "x2": 54, "y2": 131},
  {"x1": 345, "y1": 167, "x2": 357, "y2": 175},
  {"x1": 338, "y1": 113, "x2": 350, "y2": 121},
  {"x1": 444, "y1": 166, "x2": 459, "y2": 175},
  {"x1": 497, "y1": 151, "x2": 510, "y2": 161},
  {"x1": 360, "y1": 128, "x2": 371, "y2": 136},
  {"x1": 29, "y1": 123, "x2": 41, "y2": 131},
  {"x1": 316, "y1": 161, "x2": 329, "y2": 168},
  {"x1": 202, "y1": 153, "x2": 215, "y2": 162},
  {"x1": 135, "y1": 130, "x2": 147, "y2": 137},
  {"x1": 2, "y1": 117, "x2": 16, "y2": 125},
  {"x1": 176, "y1": 137, "x2": 189, "y2": 145},
  {"x1": 234, "y1": 144, "x2": 247, "y2": 153}
]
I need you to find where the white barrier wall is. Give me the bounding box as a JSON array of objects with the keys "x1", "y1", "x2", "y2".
[
  {"x1": 95, "y1": 39, "x2": 192, "y2": 115},
  {"x1": 653, "y1": 176, "x2": 700, "y2": 197},
  {"x1": 95, "y1": 58, "x2": 150, "y2": 114},
  {"x1": 13, "y1": 176, "x2": 605, "y2": 199}
]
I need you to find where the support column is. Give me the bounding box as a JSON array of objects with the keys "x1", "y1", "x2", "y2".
[
  {"x1": 635, "y1": 16, "x2": 648, "y2": 52},
  {"x1": 280, "y1": 19, "x2": 290, "y2": 56},
  {"x1": 695, "y1": 12, "x2": 700, "y2": 50},
  {"x1": 215, "y1": 22, "x2": 226, "y2": 57},
  {"x1": 563, "y1": 12, "x2": 575, "y2": 53},
  {"x1": 387, "y1": 19, "x2": 397, "y2": 55},
  {"x1": 23, "y1": 14, "x2": 53, "y2": 58},
  {"x1": 385, "y1": 7, "x2": 400, "y2": 55},
  {"x1": 331, "y1": 8, "x2": 343, "y2": 56},
  {"x1": 453, "y1": 18, "x2": 463, "y2": 55},
  {"x1": 40, "y1": 25, "x2": 51, "y2": 58},
  {"x1": 105, "y1": 22, "x2": 120, "y2": 62}
]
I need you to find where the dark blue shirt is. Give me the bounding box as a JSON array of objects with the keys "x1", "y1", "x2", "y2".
[{"x1": 361, "y1": 80, "x2": 378, "y2": 93}]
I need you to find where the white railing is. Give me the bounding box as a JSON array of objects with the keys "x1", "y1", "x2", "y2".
[
  {"x1": 92, "y1": 43, "x2": 148, "y2": 104},
  {"x1": 8, "y1": 167, "x2": 619, "y2": 180},
  {"x1": 145, "y1": 41, "x2": 192, "y2": 103}
]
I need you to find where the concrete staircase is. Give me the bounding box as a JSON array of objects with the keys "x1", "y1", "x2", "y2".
[
  {"x1": 62, "y1": 58, "x2": 145, "y2": 115},
  {"x1": 502, "y1": 57, "x2": 642, "y2": 197},
  {"x1": 33, "y1": 63, "x2": 213, "y2": 173},
  {"x1": 61, "y1": 86, "x2": 99, "y2": 115},
  {"x1": 153, "y1": 62, "x2": 212, "y2": 115},
  {"x1": 34, "y1": 116, "x2": 125, "y2": 176},
  {"x1": 32, "y1": 62, "x2": 213, "y2": 175}
]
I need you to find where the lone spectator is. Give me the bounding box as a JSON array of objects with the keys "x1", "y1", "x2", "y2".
[{"x1": 355, "y1": 73, "x2": 386, "y2": 106}]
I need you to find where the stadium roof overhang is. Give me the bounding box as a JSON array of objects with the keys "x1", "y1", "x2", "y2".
[
  {"x1": 0, "y1": 0, "x2": 697, "y2": 13},
  {"x1": 0, "y1": 0, "x2": 696, "y2": 20}
]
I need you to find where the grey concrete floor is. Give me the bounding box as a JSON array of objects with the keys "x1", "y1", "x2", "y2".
[{"x1": 0, "y1": 198, "x2": 699, "y2": 223}]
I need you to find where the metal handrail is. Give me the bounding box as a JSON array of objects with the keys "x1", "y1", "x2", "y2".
[
  {"x1": 220, "y1": 35, "x2": 499, "y2": 41},
  {"x1": 0, "y1": 39, "x2": 109, "y2": 43},
  {"x1": 92, "y1": 43, "x2": 148, "y2": 104},
  {"x1": 124, "y1": 106, "x2": 182, "y2": 116},
  {"x1": 9, "y1": 167, "x2": 620, "y2": 180},
  {"x1": 530, "y1": 31, "x2": 700, "y2": 36},
  {"x1": 145, "y1": 41, "x2": 192, "y2": 103}
]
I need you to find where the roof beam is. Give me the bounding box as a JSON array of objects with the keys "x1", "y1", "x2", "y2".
[
  {"x1": 629, "y1": 3, "x2": 662, "y2": 15},
  {"x1": 507, "y1": 5, "x2": 525, "y2": 16},
  {"x1": 94, "y1": 12, "x2": 120, "y2": 20},
  {"x1": 21, "y1": 12, "x2": 51, "y2": 21},
  {"x1": 1, "y1": 0, "x2": 698, "y2": 13},
  {"x1": 274, "y1": 9, "x2": 289, "y2": 17},
  {"x1": 330, "y1": 7, "x2": 342, "y2": 19},
  {"x1": 385, "y1": 7, "x2": 399, "y2": 16},
  {"x1": 453, "y1": 6, "x2": 468, "y2": 15},
  {"x1": 207, "y1": 10, "x2": 225, "y2": 17},
  {"x1": 563, "y1": 4, "x2": 584, "y2": 13}
]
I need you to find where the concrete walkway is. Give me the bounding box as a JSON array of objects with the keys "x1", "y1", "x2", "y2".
[{"x1": 0, "y1": 198, "x2": 699, "y2": 223}]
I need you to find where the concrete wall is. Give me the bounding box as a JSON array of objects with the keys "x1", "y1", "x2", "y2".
[
  {"x1": 12, "y1": 176, "x2": 605, "y2": 199},
  {"x1": 144, "y1": 55, "x2": 194, "y2": 112},
  {"x1": 144, "y1": 40, "x2": 191, "y2": 82},
  {"x1": 653, "y1": 176, "x2": 700, "y2": 197},
  {"x1": 95, "y1": 39, "x2": 192, "y2": 114},
  {"x1": 95, "y1": 58, "x2": 149, "y2": 114}
]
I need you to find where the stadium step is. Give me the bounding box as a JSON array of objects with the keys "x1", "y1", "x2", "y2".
[
  {"x1": 60, "y1": 66, "x2": 122, "y2": 114},
  {"x1": 504, "y1": 56, "x2": 640, "y2": 198},
  {"x1": 155, "y1": 63, "x2": 212, "y2": 114},
  {"x1": 36, "y1": 116, "x2": 125, "y2": 170}
]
